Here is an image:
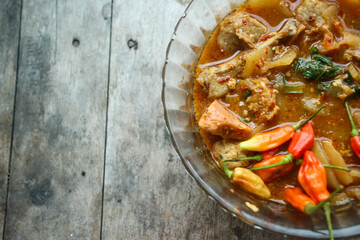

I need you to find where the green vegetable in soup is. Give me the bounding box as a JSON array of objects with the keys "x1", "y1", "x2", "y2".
[
  {"x1": 244, "y1": 89, "x2": 252, "y2": 99},
  {"x1": 317, "y1": 81, "x2": 332, "y2": 93},
  {"x1": 294, "y1": 47, "x2": 343, "y2": 81}
]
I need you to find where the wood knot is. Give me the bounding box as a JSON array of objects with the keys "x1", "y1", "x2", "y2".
[
  {"x1": 127, "y1": 39, "x2": 138, "y2": 50},
  {"x1": 72, "y1": 38, "x2": 80, "y2": 47}
]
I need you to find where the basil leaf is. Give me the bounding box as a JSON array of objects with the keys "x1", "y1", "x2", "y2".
[
  {"x1": 294, "y1": 50, "x2": 342, "y2": 81},
  {"x1": 312, "y1": 54, "x2": 333, "y2": 66}
]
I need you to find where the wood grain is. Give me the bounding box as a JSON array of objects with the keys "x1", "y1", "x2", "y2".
[
  {"x1": 102, "y1": 0, "x2": 285, "y2": 239},
  {"x1": 4, "y1": 0, "x2": 111, "y2": 239},
  {"x1": 0, "y1": 0, "x2": 22, "y2": 237}
]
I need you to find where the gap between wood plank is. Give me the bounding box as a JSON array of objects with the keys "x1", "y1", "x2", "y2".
[
  {"x1": 2, "y1": 1, "x2": 23, "y2": 239},
  {"x1": 100, "y1": 0, "x2": 114, "y2": 239}
]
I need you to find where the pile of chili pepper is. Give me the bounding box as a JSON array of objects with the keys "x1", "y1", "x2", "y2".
[
  {"x1": 345, "y1": 101, "x2": 360, "y2": 159},
  {"x1": 221, "y1": 105, "x2": 351, "y2": 240}
]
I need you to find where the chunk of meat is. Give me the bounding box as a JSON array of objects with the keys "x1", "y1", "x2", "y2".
[
  {"x1": 318, "y1": 20, "x2": 360, "y2": 60},
  {"x1": 295, "y1": 0, "x2": 343, "y2": 54},
  {"x1": 341, "y1": 31, "x2": 360, "y2": 61},
  {"x1": 258, "y1": 19, "x2": 304, "y2": 48},
  {"x1": 198, "y1": 100, "x2": 251, "y2": 139},
  {"x1": 213, "y1": 139, "x2": 251, "y2": 169},
  {"x1": 238, "y1": 77, "x2": 280, "y2": 123},
  {"x1": 295, "y1": 0, "x2": 330, "y2": 28},
  {"x1": 197, "y1": 52, "x2": 246, "y2": 98},
  {"x1": 197, "y1": 19, "x2": 301, "y2": 98},
  {"x1": 327, "y1": 75, "x2": 355, "y2": 100},
  {"x1": 217, "y1": 12, "x2": 268, "y2": 53}
]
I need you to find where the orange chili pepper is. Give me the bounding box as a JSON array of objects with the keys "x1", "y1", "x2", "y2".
[
  {"x1": 298, "y1": 151, "x2": 342, "y2": 240},
  {"x1": 345, "y1": 101, "x2": 360, "y2": 159},
  {"x1": 250, "y1": 122, "x2": 315, "y2": 171},
  {"x1": 285, "y1": 186, "x2": 343, "y2": 215},
  {"x1": 284, "y1": 187, "x2": 316, "y2": 213},
  {"x1": 298, "y1": 151, "x2": 329, "y2": 203},
  {"x1": 252, "y1": 155, "x2": 294, "y2": 182},
  {"x1": 240, "y1": 105, "x2": 324, "y2": 151},
  {"x1": 261, "y1": 147, "x2": 281, "y2": 160}
]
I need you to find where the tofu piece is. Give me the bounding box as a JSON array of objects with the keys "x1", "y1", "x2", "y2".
[{"x1": 198, "y1": 100, "x2": 251, "y2": 139}]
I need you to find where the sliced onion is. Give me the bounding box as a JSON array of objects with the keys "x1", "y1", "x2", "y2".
[
  {"x1": 322, "y1": 141, "x2": 353, "y2": 186},
  {"x1": 312, "y1": 141, "x2": 341, "y2": 189}
]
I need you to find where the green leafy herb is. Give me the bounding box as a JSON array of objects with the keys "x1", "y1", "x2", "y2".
[
  {"x1": 317, "y1": 81, "x2": 332, "y2": 92},
  {"x1": 244, "y1": 89, "x2": 251, "y2": 100},
  {"x1": 312, "y1": 54, "x2": 333, "y2": 66},
  {"x1": 294, "y1": 46, "x2": 343, "y2": 81},
  {"x1": 344, "y1": 71, "x2": 352, "y2": 85},
  {"x1": 310, "y1": 46, "x2": 318, "y2": 56}
]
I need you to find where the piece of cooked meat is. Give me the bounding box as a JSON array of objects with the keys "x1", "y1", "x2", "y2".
[
  {"x1": 258, "y1": 19, "x2": 304, "y2": 48},
  {"x1": 213, "y1": 139, "x2": 251, "y2": 169},
  {"x1": 341, "y1": 31, "x2": 360, "y2": 61},
  {"x1": 317, "y1": 19, "x2": 360, "y2": 59},
  {"x1": 197, "y1": 52, "x2": 246, "y2": 98},
  {"x1": 238, "y1": 77, "x2": 280, "y2": 123},
  {"x1": 217, "y1": 12, "x2": 268, "y2": 53},
  {"x1": 296, "y1": 0, "x2": 328, "y2": 26},
  {"x1": 197, "y1": 18, "x2": 302, "y2": 99},
  {"x1": 295, "y1": 0, "x2": 341, "y2": 54},
  {"x1": 198, "y1": 100, "x2": 251, "y2": 139},
  {"x1": 327, "y1": 75, "x2": 355, "y2": 100}
]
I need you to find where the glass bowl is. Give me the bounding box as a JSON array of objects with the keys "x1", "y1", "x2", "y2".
[{"x1": 161, "y1": 0, "x2": 360, "y2": 238}]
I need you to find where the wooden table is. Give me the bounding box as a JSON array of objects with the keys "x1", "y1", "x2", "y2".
[{"x1": 0, "y1": 0, "x2": 353, "y2": 239}]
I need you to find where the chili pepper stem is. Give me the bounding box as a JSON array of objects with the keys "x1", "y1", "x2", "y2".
[
  {"x1": 295, "y1": 159, "x2": 303, "y2": 166},
  {"x1": 296, "y1": 160, "x2": 350, "y2": 171},
  {"x1": 324, "y1": 202, "x2": 334, "y2": 240},
  {"x1": 322, "y1": 164, "x2": 350, "y2": 172},
  {"x1": 250, "y1": 154, "x2": 294, "y2": 171},
  {"x1": 305, "y1": 186, "x2": 343, "y2": 215},
  {"x1": 224, "y1": 154, "x2": 263, "y2": 162},
  {"x1": 345, "y1": 101, "x2": 360, "y2": 137},
  {"x1": 221, "y1": 156, "x2": 233, "y2": 178},
  {"x1": 292, "y1": 105, "x2": 325, "y2": 131}
]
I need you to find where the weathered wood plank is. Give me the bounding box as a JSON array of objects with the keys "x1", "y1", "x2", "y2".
[
  {"x1": 0, "y1": 0, "x2": 22, "y2": 237},
  {"x1": 102, "y1": 0, "x2": 285, "y2": 239},
  {"x1": 4, "y1": 0, "x2": 111, "y2": 239}
]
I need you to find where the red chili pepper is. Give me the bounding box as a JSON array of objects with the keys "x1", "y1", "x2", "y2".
[
  {"x1": 250, "y1": 122, "x2": 315, "y2": 171},
  {"x1": 288, "y1": 122, "x2": 314, "y2": 159},
  {"x1": 252, "y1": 155, "x2": 294, "y2": 182},
  {"x1": 217, "y1": 76, "x2": 231, "y2": 83},
  {"x1": 309, "y1": 16, "x2": 315, "y2": 23},
  {"x1": 240, "y1": 106, "x2": 324, "y2": 151},
  {"x1": 345, "y1": 101, "x2": 360, "y2": 159}
]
